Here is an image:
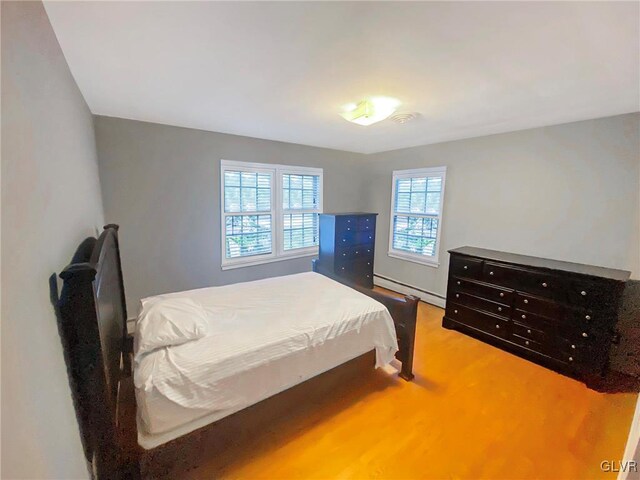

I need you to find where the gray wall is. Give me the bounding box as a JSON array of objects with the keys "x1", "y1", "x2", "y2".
[
  {"x1": 1, "y1": 1, "x2": 105, "y2": 478},
  {"x1": 365, "y1": 113, "x2": 640, "y2": 299},
  {"x1": 94, "y1": 116, "x2": 368, "y2": 314},
  {"x1": 96, "y1": 114, "x2": 640, "y2": 316}
]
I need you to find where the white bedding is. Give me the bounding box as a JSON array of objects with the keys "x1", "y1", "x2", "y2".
[{"x1": 134, "y1": 272, "x2": 398, "y2": 449}]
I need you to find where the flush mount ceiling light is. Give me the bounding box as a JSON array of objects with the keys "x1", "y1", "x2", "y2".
[{"x1": 339, "y1": 97, "x2": 400, "y2": 126}]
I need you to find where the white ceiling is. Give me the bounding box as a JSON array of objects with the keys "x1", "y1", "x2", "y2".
[{"x1": 44, "y1": 1, "x2": 639, "y2": 154}]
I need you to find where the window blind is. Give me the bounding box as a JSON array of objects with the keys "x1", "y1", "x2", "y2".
[
  {"x1": 389, "y1": 167, "x2": 446, "y2": 265},
  {"x1": 282, "y1": 173, "x2": 320, "y2": 251}
]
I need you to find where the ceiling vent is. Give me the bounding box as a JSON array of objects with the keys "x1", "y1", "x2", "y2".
[{"x1": 389, "y1": 113, "x2": 418, "y2": 124}]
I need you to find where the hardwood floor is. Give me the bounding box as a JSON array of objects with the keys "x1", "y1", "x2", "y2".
[{"x1": 184, "y1": 300, "x2": 637, "y2": 480}]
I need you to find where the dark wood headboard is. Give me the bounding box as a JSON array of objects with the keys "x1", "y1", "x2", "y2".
[{"x1": 58, "y1": 224, "x2": 128, "y2": 476}]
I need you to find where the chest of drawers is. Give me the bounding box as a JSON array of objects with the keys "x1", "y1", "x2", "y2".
[
  {"x1": 442, "y1": 247, "x2": 630, "y2": 389},
  {"x1": 315, "y1": 213, "x2": 377, "y2": 288}
]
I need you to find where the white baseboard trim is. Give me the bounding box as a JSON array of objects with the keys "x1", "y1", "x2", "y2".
[
  {"x1": 374, "y1": 274, "x2": 446, "y2": 308},
  {"x1": 618, "y1": 392, "x2": 640, "y2": 480}
]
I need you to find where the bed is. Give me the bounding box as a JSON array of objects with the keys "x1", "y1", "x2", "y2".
[{"x1": 57, "y1": 225, "x2": 418, "y2": 478}]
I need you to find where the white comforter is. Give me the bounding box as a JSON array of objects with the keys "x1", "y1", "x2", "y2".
[{"x1": 134, "y1": 272, "x2": 398, "y2": 446}]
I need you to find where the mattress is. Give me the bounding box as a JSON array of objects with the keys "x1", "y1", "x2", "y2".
[{"x1": 134, "y1": 272, "x2": 398, "y2": 449}]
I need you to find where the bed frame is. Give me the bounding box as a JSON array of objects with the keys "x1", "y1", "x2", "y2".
[{"x1": 57, "y1": 225, "x2": 419, "y2": 479}]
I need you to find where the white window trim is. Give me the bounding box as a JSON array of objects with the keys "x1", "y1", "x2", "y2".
[
  {"x1": 388, "y1": 166, "x2": 447, "y2": 268},
  {"x1": 220, "y1": 159, "x2": 323, "y2": 270}
]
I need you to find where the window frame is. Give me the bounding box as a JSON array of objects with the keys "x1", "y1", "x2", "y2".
[
  {"x1": 220, "y1": 159, "x2": 323, "y2": 270},
  {"x1": 387, "y1": 166, "x2": 447, "y2": 268}
]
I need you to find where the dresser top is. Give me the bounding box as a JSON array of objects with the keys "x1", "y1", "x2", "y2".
[
  {"x1": 320, "y1": 212, "x2": 378, "y2": 216},
  {"x1": 449, "y1": 246, "x2": 631, "y2": 282}
]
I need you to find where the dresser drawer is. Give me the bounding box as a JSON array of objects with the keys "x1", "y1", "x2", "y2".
[
  {"x1": 555, "y1": 337, "x2": 603, "y2": 366},
  {"x1": 450, "y1": 256, "x2": 483, "y2": 279},
  {"x1": 513, "y1": 309, "x2": 554, "y2": 331},
  {"x1": 336, "y1": 244, "x2": 374, "y2": 260},
  {"x1": 484, "y1": 262, "x2": 565, "y2": 300},
  {"x1": 512, "y1": 321, "x2": 547, "y2": 344},
  {"x1": 511, "y1": 334, "x2": 549, "y2": 355},
  {"x1": 514, "y1": 293, "x2": 564, "y2": 319},
  {"x1": 336, "y1": 230, "x2": 374, "y2": 247},
  {"x1": 336, "y1": 254, "x2": 373, "y2": 272},
  {"x1": 568, "y1": 308, "x2": 599, "y2": 326},
  {"x1": 343, "y1": 264, "x2": 373, "y2": 286},
  {"x1": 450, "y1": 291, "x2": 510, "y2": 319},
  {"x1": 566, "y1": 278, "x2": 620, "y2": 310},
  {"x1": 446, "y1": 303, "x2": 509, "y2": 339},
  {"x1": 553, "y1": 346, "x2": 595, "y2": 369},
  {"x1": 451, "y1": 277, "x2": 514, "y2": 304},
  {"x1": 357, "y1": 215, "x2": 376, "y2": 232},
  {"x1": 515, "y1": 308, "x2": 598, "y2": 344},
  {"x1": 335, "y1": 216, "x2": 359, "y2": 231}
]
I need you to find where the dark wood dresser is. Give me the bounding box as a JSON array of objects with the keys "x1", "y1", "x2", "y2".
[
  {"x1": 442, "y1": 246, "x2": 630, "y2": 389},
  {"x1": 314, "y1": 213, "x2": 377, "y2": 289}
]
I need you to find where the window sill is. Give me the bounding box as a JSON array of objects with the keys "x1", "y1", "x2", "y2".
[
  {"x1": 387, "y1": 250, "x2": 440, "y2": 268},
  {"x1": 221, "y1": 249, "x2": 318, "y2": 271}
]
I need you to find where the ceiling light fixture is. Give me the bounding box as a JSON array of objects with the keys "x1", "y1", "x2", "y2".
[{"x1": 339, "y1": 97, "x2": 400, "y2": 126}]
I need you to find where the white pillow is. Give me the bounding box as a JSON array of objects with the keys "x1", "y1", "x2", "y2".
[{"x1": 134, "y1": 297, "x2": 209, "y2": 359}]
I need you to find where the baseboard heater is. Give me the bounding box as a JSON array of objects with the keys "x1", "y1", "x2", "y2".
[{"x1": 373, "y1": 274, "x2": 446, "y2": 308}]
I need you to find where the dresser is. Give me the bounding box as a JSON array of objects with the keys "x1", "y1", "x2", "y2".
[
  {"x1": 443, "y1": 246, "x2": 630, "y2": 389},
  {"x1": 314, "y1": 213, "x2": 377, "y2": 289}
]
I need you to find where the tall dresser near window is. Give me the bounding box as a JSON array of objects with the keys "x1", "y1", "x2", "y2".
[{"x1": 314, "y1": 213, "x2": 377, "y2": 288}]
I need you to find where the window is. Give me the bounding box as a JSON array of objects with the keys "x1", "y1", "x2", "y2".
[
  {"x1": 282, "y1": 173, "x2": 321, "y2": 251},
  {"x1": 388, "y1": 166, "x2": 446, "y2": 267},
  {"x1": 221, "y1": 160, "x2": 323, "y2": 269}
]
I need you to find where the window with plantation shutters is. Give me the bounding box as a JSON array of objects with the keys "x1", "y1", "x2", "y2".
[
  {"x1": 388, "y1": 166, "x2": 447, "y2": 266},
  {"x1": 282, "y1": 173, "x2": 321, "y2": 251},
  {"x1": 221, "y1": 160, "x2": 323, "y2": 269}
]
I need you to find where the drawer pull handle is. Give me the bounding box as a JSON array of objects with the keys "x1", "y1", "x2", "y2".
[
  {"x1": 569, "y1": 356, "x2": 574, "y2": 362},
  {"x1": 499, "y1": 292, "x2": 505, "y2": 298},
  {"x1": 489, "y1": 271, "x2": 494, "y2": 276},
  {"x1": 582, "y1": 332, "x2": 588, "y2": 338},
  {"x1": 527, "y1": 329, "x2": 531, "y2": 334},
  {"x1": 523, "y1": 299, "x2": 529, "y2": 304},
  {"x1": 525, "y1": 341, "x2": 530, "y2": 346},
  {"x1": 366, "y1": 219, "x2": 369, "y2": 222},
  {"x1": 343, "y1": 253, "x2": 346, "y2": 256},
  {"x1": 457, "y1": 281, "x2": 461, "y2": 285},
  {"x1": 542, "y1": 282, "x2": 548, "y2": 288},
  {"x1": 367, "y1": 262, "x2": 371, "y2": 266},
  {"x1": 585, "y1": 315, "x2": 591, "y2": 320},
  {"x1": 454, "y1": 309, "x2": 458, "y2": 314},
  {"x1": 497, "y1": 307, "x2": 502, "y2": 312},
  {"x1": 455, "y1": 294, "x2": 460, "y2": 298},
  {"x1": 341, "y1": 267, "x2": 345, "y2": 270},
  {"x1": 367, "y1": 249, "x2": 371, "y2": 253},
  {"x1": 571, "y1": 344, "x2": 576, "y2": 349},
  {"x1": 355, "y1": 251, "x2": 359, "y2": 254},
  {"x1": 495, "y1": 324, "x2": 500, "y2": 329},
  {"x1": 463, "y1": 265, "x2": 468, "y2": 270},
  {"x1": 343, "y1": 239, "x2": 346, "y2": 242},
  {"x1": 367, "y1": 275, "x2": 371, "y2": 278},
  {"x1": 521, "y1": 314, "x2": 527, "y2": 319},
  {"x1": 369, "y1": 236, "x2": 372, "y2": 240},
  {"x1": 348, "y1": 227, "x2": 351, "y2": 231},
  {"x1": 581, "y1": 290, "x2": 587, "y2": 296}
]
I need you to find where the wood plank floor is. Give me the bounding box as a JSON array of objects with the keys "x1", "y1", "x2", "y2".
[{"x1": 185, "y1": 300, "x2": 638, "y2": 480}]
